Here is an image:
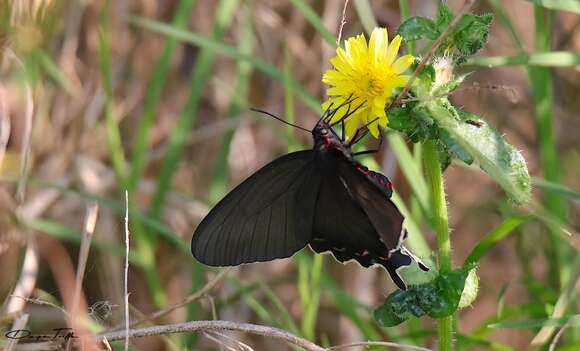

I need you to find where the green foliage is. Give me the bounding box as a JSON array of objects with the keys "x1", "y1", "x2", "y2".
[
  {"x1": 434, "y1": 105, "x2": 532, "y2": 205},
  {"x1": 374, "y1": 268, "x2": 470, "y2": 327},
  {"x1": 397, "y1": 3, "x2": 493, "y2": 64},
  {"x1": 390, "y1": 96, "x2": 531, "y2": 204},
  {"x1": 436, "y1": 2, "x2": 454, "y2": 27},
  {"x1": 463, "y1": 216, "x2": 531, "y2": 269},
  {"x1": 389, "y1": 105, "x2": 438, "y2": 143},
  {"x1": 397, "y1": 17, "x2": 440, "y2": 41},
  {"x1": 488, "y1": 315, "x2": 580, "y2": 329},
  {"x1": 446, "y1": 13, "x2": 493, "y2": 62},
  {"x1": 387, "y1": 37, "x2": 531, "y2": 205},
  {"x1": 533, "y1": 177, "x2": 580, "y2": 202},
  {"x1": 467, "y1": 51, "x2": 580, "y2": 67},
  {"x1": 528, "y1": 0, "x2": 580, "y2": 14}
]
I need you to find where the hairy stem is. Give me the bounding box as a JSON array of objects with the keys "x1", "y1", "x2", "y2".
[{"x1": 424, "y1": 140, "x2": 453, "y2": 350}]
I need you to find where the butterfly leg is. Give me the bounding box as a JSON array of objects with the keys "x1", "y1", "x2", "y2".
[{"x1": 352, "y1": 130, "x2": 383, "y2": 156}]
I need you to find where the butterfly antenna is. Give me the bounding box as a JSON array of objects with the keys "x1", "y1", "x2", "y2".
[
  {"x1": 349, "y1": 128, "x2": 361, "y2": 146},
  {"x1": 330, "y1": 100, "x2": 366, "y2": 128},
  {"x1": 318, "y1": 102, "x2": 336, "y2": 124},
  {"x1": 333, "y1": 102, "x2": 353, "y2": 141},
  {"x1": 323, "y1": 93, "x2": 356, "y2": 123},
  {"x1": 250, "y1": 108, "x2": 311, "y2": 133}
]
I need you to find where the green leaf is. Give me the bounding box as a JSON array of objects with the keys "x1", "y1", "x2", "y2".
[
  {"x1": 432, "y1": 73, "x2": 468, "y2": 97},
  {"x1": 450, "y1": 13, "x2": 493, "y2": 58},
  {"x1": 424, "y1": 103, "x2": 531, "y2": 205},
  {"x1": 533, "y1": 177, "x2": 580, "y2": 201},
  {"x1": 528, "y1": 0, "x2": 580, "y2": 14},
  {"x1": 374, "y1": 268, "x2": 470, "y2": 327},
  {"x1": 488, "y1": 314, "x2": 580, "y2": 329},
  {"x1": 397, "y1": 16, "x2": 440, "y2": 41},
  {"x1": 463, "y1": 216, "x2": 531, "y2": 269},
  {"x1": 389, "y1": 105, "x2": 439, "y2": 143},
  {"x1": 440, "y1": 130, "x2": 474, "y2": 165},
  {"x1": 466, "y1": 51, "x2": 580, "y2": 67},
  {"x1": 374, "y1": 293, "x2": 408, "y2": 327},
  {"x1": 436, "y1": 2, "x2": 455, "y2": 28}
]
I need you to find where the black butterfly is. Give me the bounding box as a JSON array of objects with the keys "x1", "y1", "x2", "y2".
[{"x1": 191, "y1": 103, "x2": 428, "y2": 290}]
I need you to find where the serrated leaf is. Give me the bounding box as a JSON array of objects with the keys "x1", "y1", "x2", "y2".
[
  {"x1": 438, "y1": 141, "x2": 453, "y2": 171},
  {"x1": 374, "y1": 268, "x2": 470, "y2": 327},
  {"x1": 397, "y1": 16, "x2": 440, "y2": 41},
  {"x1": 388, "y1": 105, "x2": 439, "y2": 143},
  {"x1": 441, "y1": 131, "x2": 474, "y2": 165},
  {"x1": 436, "y1": 2, "x2": 455, "y2": 28},
  {"x1": 451, "y1": 13, "x2": 493, "y2": 57},
  {"x1": 428, "y1": 268, "x2": 469, "y2": 318},
  {"x1": 424, "y1": 103, "x2": 531, "y2": 205}
]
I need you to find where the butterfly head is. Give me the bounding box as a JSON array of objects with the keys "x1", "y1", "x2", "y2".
[{"x1": 312, "y1": 120, "x2": 352, "y2": 157}]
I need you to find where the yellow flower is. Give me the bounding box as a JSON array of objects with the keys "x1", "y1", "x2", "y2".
[{"x1": 322, "y1": 28, "x2": 414, "y2": 139}]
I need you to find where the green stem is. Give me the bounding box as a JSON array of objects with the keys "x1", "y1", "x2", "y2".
[{"x1": 424, "y1": 140, "x2": 453, "y2": 350}]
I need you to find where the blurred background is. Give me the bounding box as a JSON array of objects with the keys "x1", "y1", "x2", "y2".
[{"x1": 0, "y1": 0, "x2": 578, "y2": 350}]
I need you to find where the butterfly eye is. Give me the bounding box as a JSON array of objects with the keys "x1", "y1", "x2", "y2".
[{"x1": 320, "y1": 128, "x2": 328, "y2": 135}]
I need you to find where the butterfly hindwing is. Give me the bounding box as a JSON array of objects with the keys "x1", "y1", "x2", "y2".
[
  {"x1": 310, "y1": 150, "x2": 414, "y2": 290},
  {"x1": 336, "y1": 158, "x2": 405, "y2": 251},
  {"x1": 191, "y1": 150, "x2": 321, "y2": 266}
]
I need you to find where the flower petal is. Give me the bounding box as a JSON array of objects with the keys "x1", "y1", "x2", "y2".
[
  {"x1": 321, "y1": 28, "x2": 410, "y2": 139},
  {"x1": 390, "y1": 75, "x2": 410, "y2": 88},
  {"x1": 345, "y1": 115, "x2": 360, "y2": 139},
  {"x1": 372, "y1": 97, "x2": 387, "y2": 117},
  {"x1": 329, "y1": 104, "x2": 352, "y2": 124},
  {"x1": 385, "y1": 35, "x2": 403, "y2": 65},
  {"x1": 369, "y1": 27, "x2": 388, "y2": 65},
  {"x1": 367, "y1": 119, "x2": 380, "y2": 138},
  {"x1": 392, "y1": 54, "x2": 414, "y2": 74}
]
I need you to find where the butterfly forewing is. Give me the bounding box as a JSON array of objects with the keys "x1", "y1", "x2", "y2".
[{"x1": 191, "y1": 150, "x2": 321, "y2": 266}]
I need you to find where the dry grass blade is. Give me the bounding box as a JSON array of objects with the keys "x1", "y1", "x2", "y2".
[
  {"x1": 71, "y1": 202, "x2": 99, "y2": 319},
  {"x1": 5, "y1": 239, "x2": 38, "y2": 314},
  {"x1": 14, "y1": 343, "x2": 61, "y2": 351},
  {"x1": 327, "y1": 341, "x2": 433, "y2": 351},
  {"x1": 4, "y1": 313, "x2": 30, "y2": 351},
  {"x1": 548, "y1": 319, "x2": 571, "y2": 351},
  {"x1": 8, "y1": 295, "x2": 68, "y2": 317},
  {"x1": 530, "y1": 256, "x2": 580, "y2": 347},
  {"x1": 4, "y1": 50, "x2": 36, "y2": 204},
  {"x1": 0, "y1": 84, "x2": 10, "y2": 169},
  {"x1": 96, "y1": 321, "x2": 326, "y2": 351},
  {"x1": 203, "y1": 331, "x2": 255, "y2": 351},
  {"x1": 123, "y1": 190, "x2": 130, "y2": 351}
]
